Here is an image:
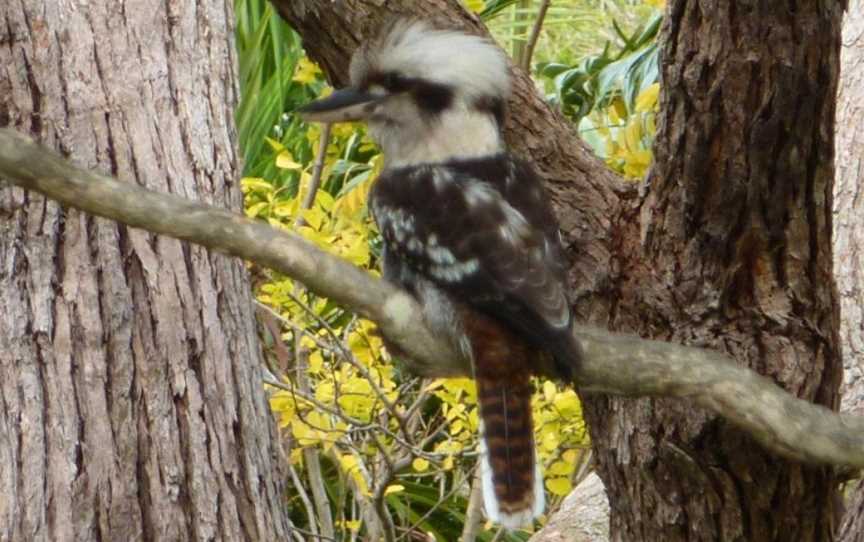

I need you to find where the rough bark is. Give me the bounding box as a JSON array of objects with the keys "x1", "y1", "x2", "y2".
[
  {"x1": 0, "y1": 2, "x2": 288, "y2": 540},
  {"x1": 836, "y1": 3, "x2": 864, "y2": 541},
  {"x1": 529, "y1": 472, "x2": 610, "y2": 542},
  {"x1": 835, "y1": 0, "x2": 864, "y2": 418},
  {"x1": 842, "y1": 478, "x2": 864, "y2": 542},
  {"x1": 590, "y1": 3, "x2": 844, "y2": 540}
]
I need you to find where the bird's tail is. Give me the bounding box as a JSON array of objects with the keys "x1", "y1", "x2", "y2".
[{"x1": 471, "y1": 325, "x2": 544, "y2": 529}]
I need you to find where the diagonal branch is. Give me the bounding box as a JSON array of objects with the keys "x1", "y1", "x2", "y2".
[{"x1": 1, "y1": 127, "x2": 863, "y2": 471}]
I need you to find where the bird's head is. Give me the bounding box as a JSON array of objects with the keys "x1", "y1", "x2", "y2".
[{"x1": 298, "y1": 19, "x2": 511, "y2": 167}]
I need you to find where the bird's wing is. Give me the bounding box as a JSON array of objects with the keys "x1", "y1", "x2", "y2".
[{"x1": 370, "y1": 157, "x2": 577, "y2": 373}]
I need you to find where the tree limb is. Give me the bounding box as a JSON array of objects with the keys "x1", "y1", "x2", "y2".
[{"x1": 1, "y1": 127, "x2": 862, "y2": 471}]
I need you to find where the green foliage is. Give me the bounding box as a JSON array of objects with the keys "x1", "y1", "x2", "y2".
[
  {"x1": 533, "y1": 3, "x2": 663, "y2": 179},
  {"x1": 480, "y1": 0, "x2": 659, "y2": 67},
  {"x1": 235, "y1": 0, "x2": 318, "y2": 179},
  {"x1": 538, "y1": 11, "x2": 660, "y2": 122},
  {"x1": 579, "y1": 82, "x2": 659, "y2": 179}
]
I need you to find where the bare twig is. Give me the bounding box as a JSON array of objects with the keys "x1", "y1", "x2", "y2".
[
  {"x1": 460, "y1": 467, "x2": 485, "y2": 542},
  {"x1": 521, "y1": 0, "x2": 551, "y2": 72},
  {"x1": 301, "y1": 122, "x2": 332, "y2": 211},
  {"x1": 288, "y1": 463, "x2": 321, "y2": 539},
  {"x1": 396, "y1": 466, "x2": 478, "y2": 542},
  {"x1": 290, "y1": 123, "x2": 337, "y2": 540},
  {"x1": 2, "y1": 128, "x2": 863, "y2": 470},
  {"x1": 255, "y1": 300, "x2": 334, "y2": 354}
]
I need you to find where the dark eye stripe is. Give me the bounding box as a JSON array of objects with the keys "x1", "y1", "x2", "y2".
[
  {"x1": 364, "y1": 71, "x2": 454, "y2": 116},
  {"x1": 413, "y1": 80, "x2": 453, "y2": 115}
]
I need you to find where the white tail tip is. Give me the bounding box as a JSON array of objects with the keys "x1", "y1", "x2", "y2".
[{"x1": 477, "y1": 421, "x2": 546, "y2": 529}]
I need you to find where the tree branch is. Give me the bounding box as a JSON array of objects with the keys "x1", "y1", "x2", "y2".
[
  {"x1": 1, "y1": 127, "x2": 863, "y2": 471},
  {"x1": 521, "y1": 0, "x2": 551, "y2": 73}
]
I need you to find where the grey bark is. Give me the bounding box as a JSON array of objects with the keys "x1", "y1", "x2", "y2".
[
  {"x1": 590, "y1": 3, "x2": 843, "y2": 540},
  {"x1": 836, "y1": 0, "x2": 864, "y2": 418},
  {"x1": 0, "y1": 2, "x2": 288, "y2": 540},
  {"x1": 529, "y1": 473, "x2": 610, "y2": 542},
  {"x1": 837, "y1": 2, "x2": 864, "y2": 541}
]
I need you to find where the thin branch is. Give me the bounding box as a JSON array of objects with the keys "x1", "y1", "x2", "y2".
[
  {"x1": 288, "y1": 121, "x2": 336, "y2": 540},
  {"x1": 301, "y1": 122, "x2": 332, "y2": 211},
  {"x1": 396, "y1": 465, "x2": 478, "y2": 542},
  {"x1": 1, "y1": 127, "x2": 863, "y2": 470},
  {"x1": 460, "y1": 467, "x2": 485, "y2": 542},
  {"x1": 287, "y1": 463, "x2": 321, "y2": 539},
  {"x1": 521, "y1": 0, "x2": 551, "y2": 73}
]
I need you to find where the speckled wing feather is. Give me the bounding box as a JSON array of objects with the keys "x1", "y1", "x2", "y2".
[{"x1": 370, "y1": 152, "x2": 579, "y2": 377}]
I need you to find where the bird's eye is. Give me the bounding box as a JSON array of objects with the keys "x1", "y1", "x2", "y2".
[{"x1": 383, "y1": 72, "x2": 409, "y2": 93}]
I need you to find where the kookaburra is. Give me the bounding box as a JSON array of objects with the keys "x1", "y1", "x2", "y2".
[{"x1": 298, "y1": 19, "x2": 580, "y2": 529}]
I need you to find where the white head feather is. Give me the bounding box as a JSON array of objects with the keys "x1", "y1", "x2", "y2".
[
  {"x1": 348, "y1": 19, "x2": 511, "y2": 167},
  {"x1": 350, "y1": 19, "x2": 511, "y2": 102}
]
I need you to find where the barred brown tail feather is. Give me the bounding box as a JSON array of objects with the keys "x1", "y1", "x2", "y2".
[{"x1": 465, "y1": 311, "x2": 545, "y2": 528}]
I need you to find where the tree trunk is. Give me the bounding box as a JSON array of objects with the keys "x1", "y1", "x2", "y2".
[
  {"x1": 0, "y1": 2, "x2": 288, "y2": 540},
  {"x1": 273, "y1": 1, "x2": 846, "y2": 540},
  {"x1": 835, "y1": 0, "x2": 864, "y2": 418},
  {"x1": 836, "y1": 2, "x2": 864, "y2": 541},
  {"x1": 587, "y1": 3, "x2": 844, "y2": 540}
]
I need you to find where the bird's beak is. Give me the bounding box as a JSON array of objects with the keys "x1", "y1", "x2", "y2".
[{"x1": 296, "y1": 87, "x2": 382, "y2": 123}]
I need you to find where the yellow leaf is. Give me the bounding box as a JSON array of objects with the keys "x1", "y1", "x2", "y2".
[
  {"x1": 384, "y1": 484, "x2": 405, "y2": 495},
  {"x1": 562, "y1": 449, "x2": 579, "y2": 464},
  {"x1": 624, "y1": 120, "x2": 643, "y2": 151},
  {"x1": 543, "y1": 380, "x2": 557, "y2": 402},
  {"x1": 292, "y1": 421, "x2": 319, "y2": 446},
  {"x1": 315, "y1": 190, "x2": 336, "y2": 212},
  {"x1": 344, "y1": 520, "x2": 362, "y2": 531},
  {"x1": 547, "y1": 460, "x2": 575, "y2": 476},
  {"x1": 293, "y1": 56, "x2": 322, "y2": 84},
  {"x1": 546, "y1": 477, "x2": 572, "y2": 496},
  {"x1": 443, "y1": 456, "x2": 454, "y2": 470},
  {"x1": 315, "y1": 381, "x2": 335, "y2": 404},
  {"x1": 265, "y1": 137, "x2": 285, "y2": 152},
  {"x1": 464, "y1": 0, "x2": 485, "y2": 13},
  {"x1": 450, "y1": 419, "x2": 464, "y2": 435},
  {"x1": 275, "y1": 151, "x2": 302, "y2": 170},
  {"x1": 245, "y1": 201, "x2": 269, "y2": 218},
  {"x1": 289, "y1": 448, "x2": 303, "y2": 465},
  {"x1": 553, "y1": 391, "x2": 582, "y2": 418},
  {"x1": 424, "y1": 379, "x2": 448, "y2": 392},
  {"x1": 609, "y1": 97, "x2": 627, "y2": 123},
  {"x1": 541, "y1": 428, "x2": 559, "y2": 452},
  {"x1": 308, "y1": 351, "x2": 324, "y2": 374},
  {"x1": 240, "y1": 177, "x2": 272, "y2": 194},
  {"x1": 635, "y1": 83, "x2": 660, "y2": 113},
  {"x1": 413, "y1": 457, "x2": 430, "y2": 472},
  {"x1": 300, "y1": 206, "x2": 326, "y2": 230}
]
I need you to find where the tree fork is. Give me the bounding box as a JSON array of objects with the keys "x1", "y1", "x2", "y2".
[{"x1": 261, "y1": 1, "x2": 848, "y2": 539}]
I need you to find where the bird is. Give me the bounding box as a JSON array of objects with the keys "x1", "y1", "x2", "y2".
[{"x1": 298, "y1": 18, "x2": 580, "y2": 529}]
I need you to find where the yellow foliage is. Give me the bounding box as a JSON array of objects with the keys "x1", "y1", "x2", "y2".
[
  {"x1": 292, "y1": 56, "x2": 322, "y2": 84},
  {"x1": 464, "y1": 0, "x2": 485, "y2": 13},
  {"x1": 251, "y1": 75, "x2": 591, "y2": 539},
  {"x1": 275, "y1": 151, "x2": 302, "y2": 170},
  {"x1": 384, "y1": 484, "x2": 405, "y2": 495},
  {"x1": 589, "y1": 83, "x2": 660, "y2": 180},
  {"x1": 546, "y1": 477, "x2": 573, "y2": 496}
]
